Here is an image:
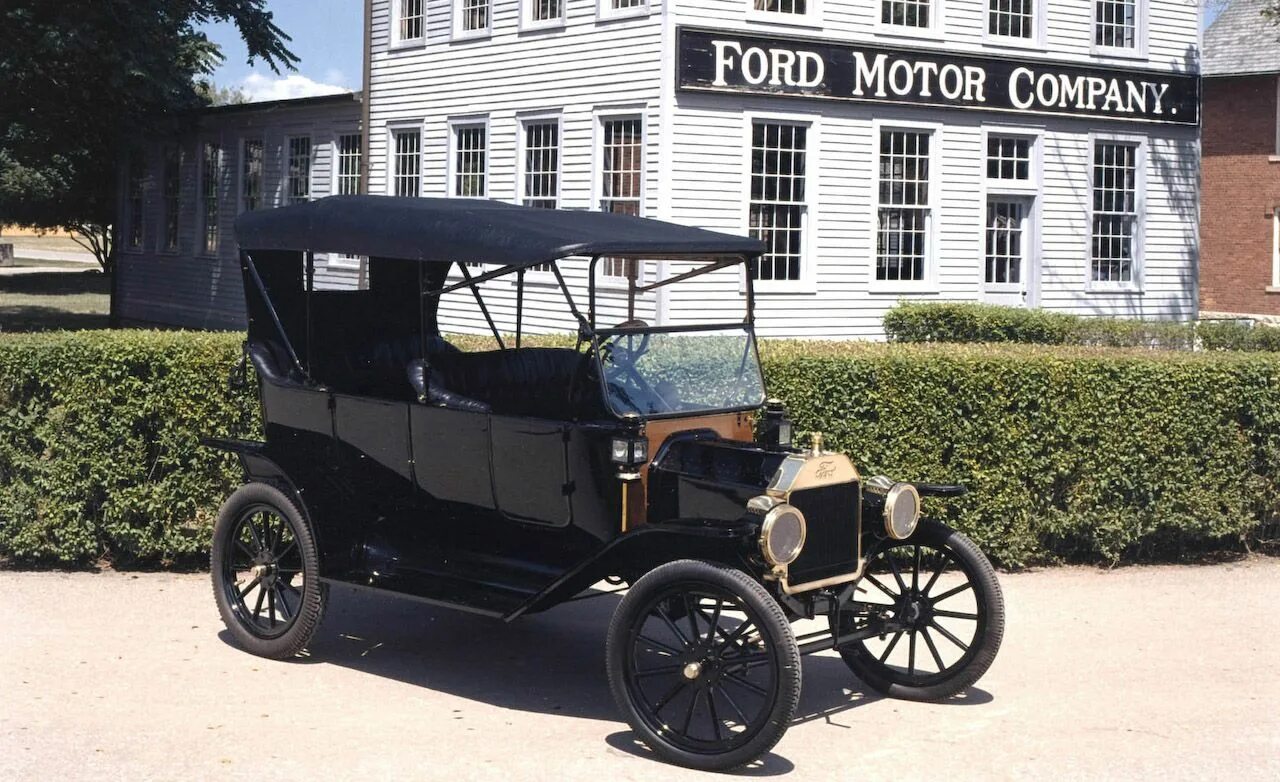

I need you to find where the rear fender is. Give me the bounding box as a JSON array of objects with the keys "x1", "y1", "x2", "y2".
[{"x1": 510, "y1": 520, "x2": 760, "y2": 620}]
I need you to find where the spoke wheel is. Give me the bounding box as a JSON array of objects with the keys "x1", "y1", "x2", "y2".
[
  {"x1": 831, "y1": 519, "x2": 1004, "y2": 701},
  {"x1": 607, "y1": 560, "x2": 800, "y2": 772},
  {"x1": 211, "y1": 482, "x2": 326, "y2": 660}
]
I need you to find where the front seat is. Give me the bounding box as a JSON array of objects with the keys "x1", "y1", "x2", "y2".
[{"x1": 406, "y1": 359, "x2": 491, "y2": 413}]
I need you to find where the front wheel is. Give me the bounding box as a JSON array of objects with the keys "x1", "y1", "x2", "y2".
[
  {"x1": 606, "y1": 560, "x2": 801, "y2": 772},
  {"x1": 830, "y1": 519, "x2": 1004, "y2": 701},
  {"x1": 211, "y1": 482, "x2": 326, "y2": 660}
]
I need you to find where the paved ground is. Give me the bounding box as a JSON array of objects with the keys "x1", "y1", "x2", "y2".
[{"x1": 2, "y1": 560, "x2": 1277, "y2": 781}]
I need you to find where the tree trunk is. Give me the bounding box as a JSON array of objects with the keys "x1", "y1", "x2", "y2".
[{"x1": 67, "y1": 222, "x2": 113, "y2": 274}]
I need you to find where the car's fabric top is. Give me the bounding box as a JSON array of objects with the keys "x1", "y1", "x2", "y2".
[{"x1": 235, "y1": 195, "x2": 764, "y2": 267}]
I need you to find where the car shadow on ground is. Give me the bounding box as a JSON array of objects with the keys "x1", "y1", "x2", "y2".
[{"x1": 217, "y1": 583, "x2": 992, "y2": 773}]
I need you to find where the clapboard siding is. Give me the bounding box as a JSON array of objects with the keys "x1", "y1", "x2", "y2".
[
  {"x1": 115, "y1": 97, "x2": 363, "y2": 328},
  {"x1": 367, "y1": 1, "x2": 666, "y2": 335}
]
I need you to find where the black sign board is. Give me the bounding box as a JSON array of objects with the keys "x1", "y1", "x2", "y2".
[{"x1": 677, "y1": 27, "x2": 1199, "y2": 127}]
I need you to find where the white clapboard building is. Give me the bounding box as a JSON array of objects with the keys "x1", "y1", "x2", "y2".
[{"x1": 117, "y1": 1, "x2": 1202, "y2": 338}]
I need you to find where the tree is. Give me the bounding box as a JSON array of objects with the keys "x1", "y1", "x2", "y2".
[
  {"x1": 0, "y1": 2, "x2": 297, "y2": 272},
  {"x1": 1265, "y1": 1, "x2": 1280, "y2": 24},
  {"x1": 197, "y1": 82, "x2": 251, "y2": 107}
]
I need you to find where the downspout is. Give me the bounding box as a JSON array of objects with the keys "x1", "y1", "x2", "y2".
[
  {"x1": 359, "y1": 0, "x2": 374, "y2": 290},
  {"x1": 654, "y1": 0, "x2": 675, "y2": 328}
]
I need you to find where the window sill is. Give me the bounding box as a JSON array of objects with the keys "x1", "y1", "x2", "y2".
[
  {"x1": 1090, "y1": 46, "x2": 1149, "y2": 63},
  {"x1": 1265, "y1": 286, "x2": 1280, "y2": 294},
  {"x1": 1269, "y1": 155, "x2": 1280, "y2": 164},
  {"x1": 875, "y1": 25, "x2": 946, "y2": 44},
  {"x1": 519, "y1": 19, "x2": 566, "y2": 35},
  {"x1": 451, "y1": 30, "x2": 492, "y2": 43},
  {"x1": 1084, "y1": 285, "x2": 1143, "y2": 295},
  {"x1": 867, "y1": 284, "x2": 940, "y2": 296},
  {"x1": 981, "y1": 36, "x2": 1047, "y2": 53},
  {"x1": 596, "y1": 7, "x2": 650, "y2": 24},
  {"x1": 388, "y1": 39, "x2": 426, "y2": 53}
]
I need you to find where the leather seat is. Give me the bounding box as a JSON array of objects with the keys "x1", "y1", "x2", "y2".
[
  {"x1": 414, "y1": 347, "x2": 602, "y2": 420},
  {"x1": 247, "y1": 339, "x2": 305, "y2": 387}
]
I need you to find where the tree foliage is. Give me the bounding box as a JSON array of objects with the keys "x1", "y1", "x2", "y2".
[{"x1": 0, "y1": 1, "x2": 297, "y2": 270}]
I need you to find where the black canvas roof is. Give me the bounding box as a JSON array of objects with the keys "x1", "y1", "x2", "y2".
[{"x1": 235, "y1": 195, "x2": 764, "y2": 267}]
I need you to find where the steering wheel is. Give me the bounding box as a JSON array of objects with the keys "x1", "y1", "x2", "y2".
[{"x1": 602, "y1": 319, "x2": 668, "y2": 413}]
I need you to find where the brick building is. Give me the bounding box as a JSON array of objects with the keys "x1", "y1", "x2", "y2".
[{"x1": 1201, "y1": 0, "x2": 1280, "y2": 320}]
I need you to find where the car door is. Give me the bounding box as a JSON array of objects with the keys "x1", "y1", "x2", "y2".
[
  {"x1": 488, "y1": 415, "x2": 572, "y2": 526},
  {"x1": 332, "y1": 393, "x2": 416, "y2": 508},
  {"x1": 410, "y1": 404, "x2": 496, "y2": 509}
]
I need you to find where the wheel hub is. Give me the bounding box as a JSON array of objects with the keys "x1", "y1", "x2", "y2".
[{"x1": 682, "y1": 661, "x2": 703, "y2": 680}]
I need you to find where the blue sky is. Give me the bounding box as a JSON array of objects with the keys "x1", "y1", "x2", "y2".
[
  {"x1": 201, "y1": 0, "x2": 363, "y2": 100},
  {"x1": 203, "y1": 1, "x2": 1224, "y2": 101}
]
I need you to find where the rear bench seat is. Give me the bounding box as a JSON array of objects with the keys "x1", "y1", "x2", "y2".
[{"x1": 410, "y1": 347, "x2": 600, "y2": 420}]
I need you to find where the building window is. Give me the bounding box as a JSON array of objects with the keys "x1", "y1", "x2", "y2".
[
  {"x1": 162, "y1": 146, "x2": 181, "y2": 252},
  {"x1": 989, "y1": 0, "x2": 1033, "y2": 38},
  {"x1": 1095, "y1": 0, "x2": 1137, "y2": 49},
  {"x1": 397, "y1": 0, "x2": 424, "y2": 43},
  {"x1": 126, "y1": 153, "x2": 145, "y2": 250},
  {"x1": 876, "y1": 129, "x2": 932, "y2": 283},
  {"x1": 201, "y1": 142, "x2": 221, "y2": 255},
  {"x1": 286, "y1": 137, "x2": 312, "y2": 205},
  {"x1": 987, "y1": 135, "x2": 1032, "y2": 181},
  {"x1": 522, "y1": 121, "x2": 559, "y2": 209},
  {"x1": 607, "y1": 0, "x2": 647, "y2": 12},
  {"x1": 1271, "y1": 210, "x2": 1280, "y2": 288},
  {"x1": 242, "y1": 139, "x2": 263, "y2": 211},
  {"x1": 882, "y1": 0, "x2": 931, "y2": 28},
  {"x1": 1090, "y1": 141, "x2": 1139, "y2": 284},
  {"x1": 392, "y1": 129, "x2": 421, "y2": 197},
  {"x1": 599, "y1": 117, "x2": 644, "y2": 278},
  {"x1": 337, "y1": 133, "x2": 362, "y2": 195},
  {"x1": 457, "y1": 0, "x2": 490, "y2": 35},
  {"x1": 748, "y1": 122, "x2": 807, "y2": 283},
  {"x1": 452, "y1": 124, "x2": 488, "y2": 198},
  {"x1": 753, "y1": 0, "x2": 807, "y2": 14},
  {"x1": 985, "y1": 200, "x2": 1025, "y2": 286},
  {"x1": 527, "y1": 0, "x2": 564, "y2": 25}
]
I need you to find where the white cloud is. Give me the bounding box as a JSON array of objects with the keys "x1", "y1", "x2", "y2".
[{"x1": 239, "y1": 73, "x2": 351, "y2": 103}]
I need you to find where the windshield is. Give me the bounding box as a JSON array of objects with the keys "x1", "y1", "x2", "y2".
[{"x1": 596, "y1": 326, "x2": 766, "y2": 417}]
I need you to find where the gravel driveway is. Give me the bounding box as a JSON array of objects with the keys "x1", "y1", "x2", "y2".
[{"x1": 2, "y1": 560, "x2": 1278, "y2": 780}]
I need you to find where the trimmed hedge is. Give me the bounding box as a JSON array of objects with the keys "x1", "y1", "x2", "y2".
[
  {"x1": 0, "y1": 331, "x2": 257, "y2": 566},
  {"x1": 884, "y1": 301, "x2": 1280, "y2": 352},
  {"x1": 1, "y1": 330, "x2": 1277, "y2": 568}
]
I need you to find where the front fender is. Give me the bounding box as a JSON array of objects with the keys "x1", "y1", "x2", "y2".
[{"x1": 510, "y1": 520, "x2": 760, "y2": 620}]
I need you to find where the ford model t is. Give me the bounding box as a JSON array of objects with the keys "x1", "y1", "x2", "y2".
[{"x1": 208, "y1": 195, "x2": 1004, "y2": 771}]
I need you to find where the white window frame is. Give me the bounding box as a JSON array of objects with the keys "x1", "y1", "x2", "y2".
[
  {"x1": 198, "y1": 140, "x2": 222, "y2": 257},
  {"x1": 597, "y1": 0, "x2": 650, "y2": 22},
  {"x1": 239, "y1": 137, "x2": 264, "y2": 214},
  {"x1": 330, "y1": 130, "x2": 365, "y2": 270},
  {"x1": 1091, "y1": 0, "x2": 1148, "y2": 60},
  {"x1": 518, "y1": 113, "x2": 562, "y2": 209},
  {"x1": 452, "y1": 0, "x2": 492, "y2": 40},
  {"x1": 391, "y1": 0, "x2": 426, "y2": 48},
  {"x1": 593, "y1": 108, "x2": 647, "y2": 285},
  {"x1": 983, "y1": 0, "x2": 1046, "y2": 49},
  {"x1": 448, "y1": 116, "x2": 490, "y2": 199},
  {"x1": 869, "y1": 119, "x2": 941, "y2": 295},
  {"x1": 746, "y1": 0, "x2": 823, "y2": 29},
  {"x1": 521, "y1": 0, "x2": 566, "y2": 31},
  {"x1": 1085, "y1": 132, "x2": 1146, "y2": 293},
  {"x1": 161, "y1": 145, "x2": 182, "y2": 255},
  {"x1": 387, "y1": 123, "x2": 424, "y2": 198},
  {"x1": 1269, "y1": 207, "x2": 1279, "y2": 290},
  {"x1": 741, "y1": 111, "x2": 818, "y2": 294},
  {"x1": 285, "y1": 134, "x2": 313, "y2": 206},
  {"x1": 876, "y1": 0, "x2": 945, "y2": 40},
  {"x1": 980, "y1": 126, "x2": 1043, "y2": 304}
]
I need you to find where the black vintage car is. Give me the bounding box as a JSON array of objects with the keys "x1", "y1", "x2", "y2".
[{"x1": 207, "y1": 195, "x2": 1004, "y2": 771}]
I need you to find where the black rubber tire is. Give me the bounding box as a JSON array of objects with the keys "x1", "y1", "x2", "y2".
[
  {"x1": 606, "y1": 559, "x2": 801, "y2": 772},
  {"x1": 833, "y1": 519, "x2": 1004, "y2": 702},
  {"x1": 211, "y1": 482, "x2": 326, "y2": 660}
]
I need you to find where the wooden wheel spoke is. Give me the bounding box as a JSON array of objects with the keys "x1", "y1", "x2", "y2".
[
  {"x1": 911, "y1": 545, "x2": 921, "y2": 593},
  {"x1": 267, "y1": 586, "x2": 278, "y2": 627},
  {"x1": 862, "y1": 573, "x2": 900, "y2": 601},
  {"x1": 275, "y1": 539, "x2": 298, "y2": 565},
  {"x1": 654, "y1": 605, "x2": 693, "y2": 649},
  {"x1": 878, "y1": 630, "x2": 904, "y2": 663},
  {"x1": 652, "y1": 679, "x2": 690, "y2": 713},
  {"x1": 244, "y1": 517, "x2": 265, "y2": 553},
  {"x1": 721, "y1": 653, "x2": 771, "y2": 674},
  {"x1": 237, "y1": 575, "x2": 261, "y2": 599},
  {"x1": 716, "y1": 682, "x2": 751, "y2": 726},
  {"x1": 922, "y1": 627, "x2": 946, "y2": 671},
  {"x1": 885, "y1": 554, "x2": 909, "y2": 593},
  {"x1": 930, "y1": 620, "x2": 970, "y2": 652},
  {"x1": 273, "y1": 583, "x2": 293, "y2": 620},
  {"x1": 234, "y1": 540, "x2": 256, "y2": 561},
  {"x1": 721, "y1": 671, "x2": 768, "y2": 698},
  {"x1": 683, "y1": 593, "x2": 701, "y2": 643},
  {"x1": 705, "y1": 689, "x2": 723, "y2": 741},
  {"x1": 703, "y1": 600, "x2": 722, "y2": 646},
  {"x1": 251, "y1": 583, "x2": 267, "y2": 619},
  {"x1": 920, "y1": 552, "x2": 950, "y2": 596},
  {"x1": 931, "y1": 581, "x2": 973, "y2": 605},
  {"x1": 715, "y1": 618, "x2": 756, "y2": 658},
  {"x1": 636, "y1": 634, "x2": 684, "y2": 657},
  {"x1": 933, "y1": 609, "x2": 978, "y2": 621},
  {"x1": 634, "y1": 663, "x2": 685, "y2": 679},
  {"x1": 908, "y1": 631, "x2": 917, "y2": 677},
  {"x1": 680, "y1": 688, "x2": 698, "y2": 735}
]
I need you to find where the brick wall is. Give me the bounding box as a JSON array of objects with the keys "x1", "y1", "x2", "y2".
[{"x1": 1200, "y1": 74, "x2": 1280, "y2": 318}]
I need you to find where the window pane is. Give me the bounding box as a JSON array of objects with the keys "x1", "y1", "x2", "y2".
[
  {"x1": 202, "y1": 143, "x2": 220, "y2": 254},
  {"x1": 400, "y1": 0, "x2": 424, "y2": 40},
  {"x1": 242, "y1": 139, "x2": 263, "y2": 211},
  {"x1": 127, "y1": 152, "x2": 145, "y2": 249},
  {"x1": 1095, "y1": 0, "x2": 1136, "y2": 48},
  {"x1": 749, "y1": 121, "x2": 807, "y2": 282},
  {"x1": 461, "y1": 0, "x2": 489, "y2": 31},
  {"x1": 523, "y1": 121, "x2": 559, "y2": 209},
  {"x1": 985, "y1": 200, "x2": 1025, "y2": 284},
  {"x1": 337, "y1": 133, "x2": 363, "y2": 196},
  {"x1": 163, "y1": 146, "x2": 182, "y2": 251},
  {"x1": 287, "y1": 137, "x2": 311, "y2": 205},
  {"x1": 988, "y1": 0, "x2": 1034, "y2": 38},
  {"x1": 877, "y1": 130, "x2": 931, "y2": 281},
  {"x1": 754, "y1": 0, "x2": 808, "y2": 13},
  {"x1": 1090, "y1": 142, "x2": 1138, "y2": 282},
  {"x1": 531, "y1": 0, "x2": 563, "y2": 21},
  {"x1": 600, "y1": 118, "x2": 644, "y2": 278},
  {"x1": 453, "y1": 125, "x2": 487, "y2": 198},
  {"x1": 986, "y1": 135, "x2": 1032, "y2": 181},
  {"x1": 393, "y1": 130, "x2": 421, "y2": 198},
  {"x1": 882, "y1": 0, "x2": 931, "y2": 27}
]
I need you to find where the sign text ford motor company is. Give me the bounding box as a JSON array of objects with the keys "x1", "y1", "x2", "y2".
[{"x1": 677, "y1": 28, "x2": 1199, "y2": 127}]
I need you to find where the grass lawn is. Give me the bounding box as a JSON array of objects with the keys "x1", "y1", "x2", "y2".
[
  {"x1": 1, "y1": 234, "x2": 93, "y2": 253},
  {"x1": 0, "y1": 271, "x2": 111, "y2": 332}
]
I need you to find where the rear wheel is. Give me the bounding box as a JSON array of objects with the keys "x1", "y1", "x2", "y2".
[
  {"x1": 830, "y1": 519, "x2": 1003, "y2": 701},
  {"x1": 211, "y1": 482, "x2": 326, "y2": 660},
  {"x1": 606, "y1": 560, "x2": 800, "y2": 772}
]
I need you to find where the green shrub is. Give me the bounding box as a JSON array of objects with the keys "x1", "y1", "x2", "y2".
[
  {"x1": 762, "y1": 341, "x2": 1280, "y2": 566},
  {"x1": 883, "y1": 301, "x2": 1280, "y2": 352},
  {"x1": 1, "y1": 330, "x2": 1276, "y2": 568},
  {"x1": 0, "y1": 331, "x2": 258, "y2": 567}
]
